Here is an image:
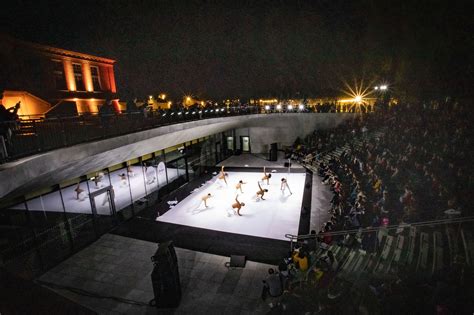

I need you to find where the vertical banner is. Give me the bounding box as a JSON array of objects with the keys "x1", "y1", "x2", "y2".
[{"x1": 157, "y1": 162, "x2": 166, "y2": 186}]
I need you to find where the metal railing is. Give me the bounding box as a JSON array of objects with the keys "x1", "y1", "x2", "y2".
[
  {"x1": 284, "y1": 215, "x2": 474, "y2": 252},
  {"x1": 0, "y1": 106, "x2": 347, "y2": 164}
]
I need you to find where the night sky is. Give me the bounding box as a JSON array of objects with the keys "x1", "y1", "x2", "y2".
[{"x1": 1, "y1": 0, "x2": 472, "y2": 101}]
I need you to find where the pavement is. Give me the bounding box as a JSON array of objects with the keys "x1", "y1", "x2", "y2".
[{"x1": 39, "y1": 233, "x2": 276, "y2": 314}]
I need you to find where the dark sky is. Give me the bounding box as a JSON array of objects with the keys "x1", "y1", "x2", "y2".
[{"x1": 1, "y1": 0, "x2": 472, "y2": 100}]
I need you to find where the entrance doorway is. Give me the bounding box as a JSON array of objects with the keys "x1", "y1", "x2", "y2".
[
  {"x1": 240, "y1": 136, "x2": 250, "y2": 152},
  {"x1": 89, "y1": 186, "x2": 118, "y2": 235}
]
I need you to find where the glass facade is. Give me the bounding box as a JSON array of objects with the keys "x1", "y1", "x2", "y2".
[{"x1": 0, "y1": 131, "x2": 233, "y2": 279}]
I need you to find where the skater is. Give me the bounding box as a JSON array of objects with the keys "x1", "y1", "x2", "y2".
[
  {"x1": 232, "y1": 194, "x2": 245, "y2": 216},
  {"x1": 218, "y1": 165, "x2": 228, "y2": 185},
  {"x1": 256, "y1": 182, "x2": 268, "y2": 200},
  {"x1": 236, "y1": 180, "x2": 247, "y2": 193},
  {"x1": 262, "y1": 166, "x2": 272, "y2": 185},
  {"x1": 74, "y1": 183, "x2": 84, "y2": 200},
  {"x1": 281, "y1": 178, "x2": 292, "y2": 195},
  {"x1": 201, "y1": 193, "x2": 212, "y2": 208}
]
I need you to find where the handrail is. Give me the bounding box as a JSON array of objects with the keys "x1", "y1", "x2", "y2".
[
  {"x1": 285, "y1": 215, "x2": 474, "y2": 242},
  {"x1": 0, "y1": 110, "x2": 356, "y2": 164}
]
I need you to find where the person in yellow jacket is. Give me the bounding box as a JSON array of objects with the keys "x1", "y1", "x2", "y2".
[{"x1": 292, "y1": 250, "x2": 309, "y2": 271}]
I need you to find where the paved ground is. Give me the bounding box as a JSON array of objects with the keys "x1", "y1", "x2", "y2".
[
  {"x1": 39, "y1": 234, "x2": 275, "y2": 314},
  {"x1": 310, "y1": 175, "x2": 333, "y2": 233}
]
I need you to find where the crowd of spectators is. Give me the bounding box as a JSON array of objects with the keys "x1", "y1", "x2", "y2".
[
  {"x1": 301, "y1": 100, "x2": 470, "y2": 234},
  {"x1": 265, "y1": 100, "x2": 472, "y2": 313}
]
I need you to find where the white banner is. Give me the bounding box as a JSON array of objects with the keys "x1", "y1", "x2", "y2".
[{"x1": 157, "y1": 162, "x2": 166, "y2": 175}]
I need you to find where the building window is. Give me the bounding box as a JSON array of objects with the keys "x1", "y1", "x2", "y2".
[
  {"x1": 90, "y1": 66, "x2": 102, "y2": 91},
  {"x1": 73, "y1": 63, "x2": 85, "y2": 91},
  {"x1": 52, "y1": 60, "x2": 67, "y2": 90}
]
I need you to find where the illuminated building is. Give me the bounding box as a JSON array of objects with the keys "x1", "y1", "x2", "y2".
[{"x1": 0, "y1": 34, "x2": 119, "y2": 118}]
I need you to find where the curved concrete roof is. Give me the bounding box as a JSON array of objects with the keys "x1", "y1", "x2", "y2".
[{"x1": 0, "y1": 113, "x2": 352, "y2": 201}]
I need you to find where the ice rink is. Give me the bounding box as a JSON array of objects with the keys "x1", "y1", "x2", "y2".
[{"x1": 156, "y1": 171, "x2": 306, "y2": 241}]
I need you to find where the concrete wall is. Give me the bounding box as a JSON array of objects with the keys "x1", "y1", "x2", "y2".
[
  {"x1": 0, "y1": 113, "x2": 353, "y2": 201},
  {"x1": 235, "y1": 113, "x2": 351, "y2": 153}
]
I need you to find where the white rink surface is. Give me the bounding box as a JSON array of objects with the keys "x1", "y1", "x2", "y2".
[
  {"x1": 156, "y1": 171, "x2": 305, "y2": 241},
  {"x1": 10, "y1": 166, "x2": 181, "y2": 215}
]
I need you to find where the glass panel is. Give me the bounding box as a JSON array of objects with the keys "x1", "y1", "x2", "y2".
[
  {"x1": 91, "y1": 189, "x2": 116, "y2": 235},
  {"x1": 216, "y1": 142, "x2": 222, "y2": 163},
  {"x1": 166, "y1": 160, "x2": 181, "y2": 185},
  {"x1": 129, "y1": 159, "x2": 148, "y2": 213},
  {"x1": 25, "y1": 188, "x2": 72, "y2": 270},
  {"x1": 110, "y1": 166, "x2": 134, "y2": 221},
  {"x1": 89, "y1": 169, "x2": 110, "y2": 191},
  {"x1": 164, "y1": 144, "x2": 185, "y2": 162},
  {"x1": 227, "y1": 136, "x2": 234, "y2": 151},
  {"x1": 61, "y1": 180, "x2": 96, "y2": 250},
  {"x1": 0, "y1": 204, "x2": 40, "y2": 278}
]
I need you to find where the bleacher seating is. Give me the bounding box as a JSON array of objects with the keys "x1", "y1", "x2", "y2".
[{"x1": 277, "y1": 101, "x2": 473, "y2": 313}]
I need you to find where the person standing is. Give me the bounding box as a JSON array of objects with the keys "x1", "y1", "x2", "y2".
[{"x1": 280, "y1": 178, "x2": 292, "y2": 195}]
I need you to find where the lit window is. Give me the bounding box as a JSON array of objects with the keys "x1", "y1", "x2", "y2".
[
  {"x1": 73, "y1": 63, "x2": 85, "y2": 91},
  {"x1": 90, "y1": 66, "x2": 102, "y2": 91},
  {"x1": 52, "y1": 60, "x2": 67, "y2": 90}
]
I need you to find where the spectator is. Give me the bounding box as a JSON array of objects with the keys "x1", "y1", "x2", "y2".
[{"x1": 261, "y1": 268, "x2": 283, "y2": 308}]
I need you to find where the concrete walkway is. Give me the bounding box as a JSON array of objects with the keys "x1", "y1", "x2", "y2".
[
  {"x1": 39, "y1": 234, "x2": 276, "y2": 314},
  {"x1": 310, "y1": 175, "x2": 333, "y2": 233}
]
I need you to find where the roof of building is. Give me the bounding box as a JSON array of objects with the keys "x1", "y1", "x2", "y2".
[{"x1": 1, "y1": 33, "x2": 116, "y2": 65}]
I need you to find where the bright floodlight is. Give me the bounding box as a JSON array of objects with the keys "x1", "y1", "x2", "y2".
[
  {"x1": 299, "y1": 104, "x2": 304, "y2": 110},
  {"x1": 276, "y1": 104, "x2": 282, "y2": 110},
  {"x1": 288, "y1": 105, "x2": 293, "y2": 110},
  {"x1": 354, "y1": 95, "x2": 362, "y2": 102},
  {"x1": 380, "y1": 85, "x2": 387, "y2": 90},
  {"x1": 374, "y1": 86, "x2": 379, "y2": 90},
  {"x1": 265, "y1": 105, "x2": 270, "y2": 110}
]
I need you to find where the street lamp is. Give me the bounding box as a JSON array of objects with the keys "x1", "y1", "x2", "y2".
[{"x1": 287, "y1": 105, "x2": 293, "y2": 110}]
